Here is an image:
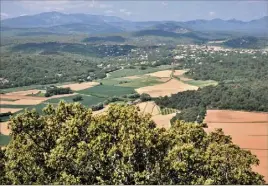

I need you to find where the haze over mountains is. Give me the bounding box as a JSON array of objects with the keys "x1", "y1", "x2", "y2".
[{"x1": 1, "y1": 11, "x2": 267, "y2": 35}]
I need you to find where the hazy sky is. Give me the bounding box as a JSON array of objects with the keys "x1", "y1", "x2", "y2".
[{"x1": 1, "y1": 0, "x2": 267, "y2": 21}]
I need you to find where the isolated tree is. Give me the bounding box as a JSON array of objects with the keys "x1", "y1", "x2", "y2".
[
  {"x1": 140, "y1": 93, "x2": 151, "y2": 102},
  {"x1": 2, "y1": 102, "x2": 265, "y2": 184}
]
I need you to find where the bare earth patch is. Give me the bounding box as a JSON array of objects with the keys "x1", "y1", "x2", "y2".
[
  {"x1": 1, "y1": 95, "x2": 47, "y2": 105},
  {"x1": 59, "y1": 82, "x2": 100, "y2": 91},
  {"x1": 179, "y1": 76, "x2": 193, "y2": 81},
  {"x1": 137, "y1": 101, "x2": 161, "y2": 116},
  {"x1": 158, "y1": 77, "x2": 171, "y2": 82},
  {"x1": 204, "y1": 110, "x2": 268, "y2": 183},
  {"x1": 0, "y1": 122, "x2": 10, "y2": 135},
  {"x1": 135, "y1": 79, "x2": 198, "y2": 97},
  {"x1": 0, "y1": 108, "x2": 22, "y2": 114},
  {"x1": 146, "y1": 70, "x2": 173, "y2": 78},
  {"x1": 173, "y1": 70, "x2": 188, "y2": 76},
  {"x1": 1, "y1": 93, "x2": 77, "y2": 106},
  {"x1": 152, "y1": 113, "x2": 176, "y2": 129},
  {"x1": 5, "y1": 89, "x2": 41, "y2": 96},
  {"x1": 123, "y1": 76, "x2": 141, "y2": 80},
  {"x1": 205, "y1": 110, "x2": 268, "y2": 123}
]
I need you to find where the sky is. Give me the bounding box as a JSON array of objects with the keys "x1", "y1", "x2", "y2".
[{"x1": 1, "y1": 0, "x2": 267, "y2": 21}]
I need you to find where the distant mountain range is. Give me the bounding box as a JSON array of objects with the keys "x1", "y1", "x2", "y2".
[{"x1": 1, "y1": 11, "x2": 267, "y2": 35}]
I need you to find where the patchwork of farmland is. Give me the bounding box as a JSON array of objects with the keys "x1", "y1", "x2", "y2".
[{"x1": 137, "y1": 101, "x2": 178, "y2": 129}]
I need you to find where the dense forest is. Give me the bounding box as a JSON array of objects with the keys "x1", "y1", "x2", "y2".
[
  {"x1": 184, "y1": 52, "x2": 268, "y2": 83},
  {"x1": 222, "y1": 36, "x2": 268, "y2": 49},
  {"x1": 155, "y1": 83, "x2": 268, "y2": 123},
  {"x1": 83, "y1": 36, "x2": 126, "y2": 43},
  {"x1": 0, "y1": 52, "x2": 122, "y2": 88},
  {"x1": 11, "y1": 42, "x2": 136, "y2": 57}
]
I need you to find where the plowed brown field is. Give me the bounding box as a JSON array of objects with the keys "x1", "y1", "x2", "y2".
[
  {"x1": 173, "y1": 70, "x2": 188, "y2": 76},
  {"x1": 0, "y1": 108, "x2": 22, "y2": 114},
  {"x1": 146, "y1": 70, "x2": 172, "y2": 78},
  {"x1": 59, "y1": 82, "x2": 99, "y2": 91},
  {"x1": 204, "y1": 110, "x2": 268, "y2": 183},
  {"x1": 137, "y1": 101, "x2": 161, "y2": 116},
  {"x1": 135, "y1": 79, "x2": 198, "y2": 97},
  {"x1": 5, "y1": 89, "x2": 41, "y2": 96},
  {"x1": 0, "y1": 122, "x2": 10, "y2": 135},
  {"x1": 152, "y1": 113, "x2": 176, "y2": 129}
]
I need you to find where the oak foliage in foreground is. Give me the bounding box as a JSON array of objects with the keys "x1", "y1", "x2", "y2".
[{"x1": 0, "y1": 102, "x2": 264, "y2": 184}]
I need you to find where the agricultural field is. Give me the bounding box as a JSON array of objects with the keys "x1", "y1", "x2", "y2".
[
  {"x1": 152, "y1": 113, "x2": 177, "y2": 129},
  {"x1": 135, "y1": 79, "x2": 198, "y2": 97},
  {"x1": 107, "y1": 65, "x2": 173, "y2": 79},
  {"x1": 59, "y1": 82, "x2": 100, "y2": 91},
  {"x1": 137, "y1": 101, "x2": 161, "y2": 116},
  {"x1": 0, "y1": 134, "x2": 10, "y2": 146},
  {"x1": 47, "y1": 95, "x2": 106, "y2": 107},
  {"x1": 204, "y1": 110, "x2": 268, "y2": 183},
  {"x1": 98, "y1": 75, "x2": 163, "y2": 88},
  {"x1": 77, "y1": 84, "x2": 136, "y2": 98},
  {"x1": 137, "y1": 101, "x2": 178, "y2": 129},
  {"x1": 161, "y1": 107, "x2": 179, "y2": 115}
]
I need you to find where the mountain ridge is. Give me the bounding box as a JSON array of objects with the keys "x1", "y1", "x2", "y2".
[{"x1": 1, "y1": 11, "x2": 267, "y2": 35}]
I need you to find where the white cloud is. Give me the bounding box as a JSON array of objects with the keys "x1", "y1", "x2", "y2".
[
  {"x1": 104, "y1": 10, "x2": 115, "y2": 15},
  {"x1": 119, "y1": 9, "x2": 127, "y2": 13},
  {"x1": 119, "y1": 9, "x2": 132, "y2": 16},
  {"x1": 125, "y1": 11, "x2": 132, "y2": 16},
  {"x1": 19, "y1": 0, "x2": 112, "y2": 13},
  {"x1": 0, "y1": 13, "x2": 9, "y2": 20},
  {"x1": 99, "y1": 4, "x2": 113, "y2": 9},
  {"x1": 209, "y1": 11, "x2": 215, "y2": 16},
  {"x1": 162, "y1": 1, "x2": 168, "y2": 6}
]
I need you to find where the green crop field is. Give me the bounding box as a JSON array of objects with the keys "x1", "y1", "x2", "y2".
[
  {"x1": 47, "y1": 95, "x2": 106, "y2": 107},
  {"x1": 183, "y1": 79, "x2": 218, "y2": 88},
  {"x1": 161, "y1": 107, "x2": 179, "y2": 115},
  {"x1": 99, "y1": 75, "x2": 163, "y2": 88},
  {"x1": 119, "y1": 76, "x2": 163, "y2": 88},
  {"x1": 108, "y1": 65, "x2": 172, "y2": 78},
  {"x1": 0, "y1": 134, "x2": 11, "y2": 146},
  {"x1": 97, "y1": 78, "x2": 124, "y2": 86},
  {"x1": 77, "y1": 85, "x2": 136, "y2": 98},
  {"x1": 0, "y1": 104, "x2": 32, "y2": 108}
]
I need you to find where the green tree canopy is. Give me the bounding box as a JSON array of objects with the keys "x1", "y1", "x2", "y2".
[{"x1": 1, "y1": 102, "x2": 264, "y2": 184}]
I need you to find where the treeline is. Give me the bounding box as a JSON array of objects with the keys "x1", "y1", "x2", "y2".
[
  {"x1": 184, "y1": 52, "x2": 268, "y2": 83},
  {"x1": 0, "y1": 52, "x2": 120, "y2": 88},
  {"x1": 45, "y1": 86, "x2": 72, "y2": 97},
  {"x1": 11, "y1": 42, "x2": 136, "y2": 57},
  {"x1": 155, "y1": 83, "x2": 268, "y2": 123},
  {"x1": 223, "y1": 36, "x2": 267, "y2": 49},
  {"x1": 83, "y1": 36, "x2": 126, "y2": 43},
  {"x1": 0, "y1": 112, "x2": 12, "y2": 122}
]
